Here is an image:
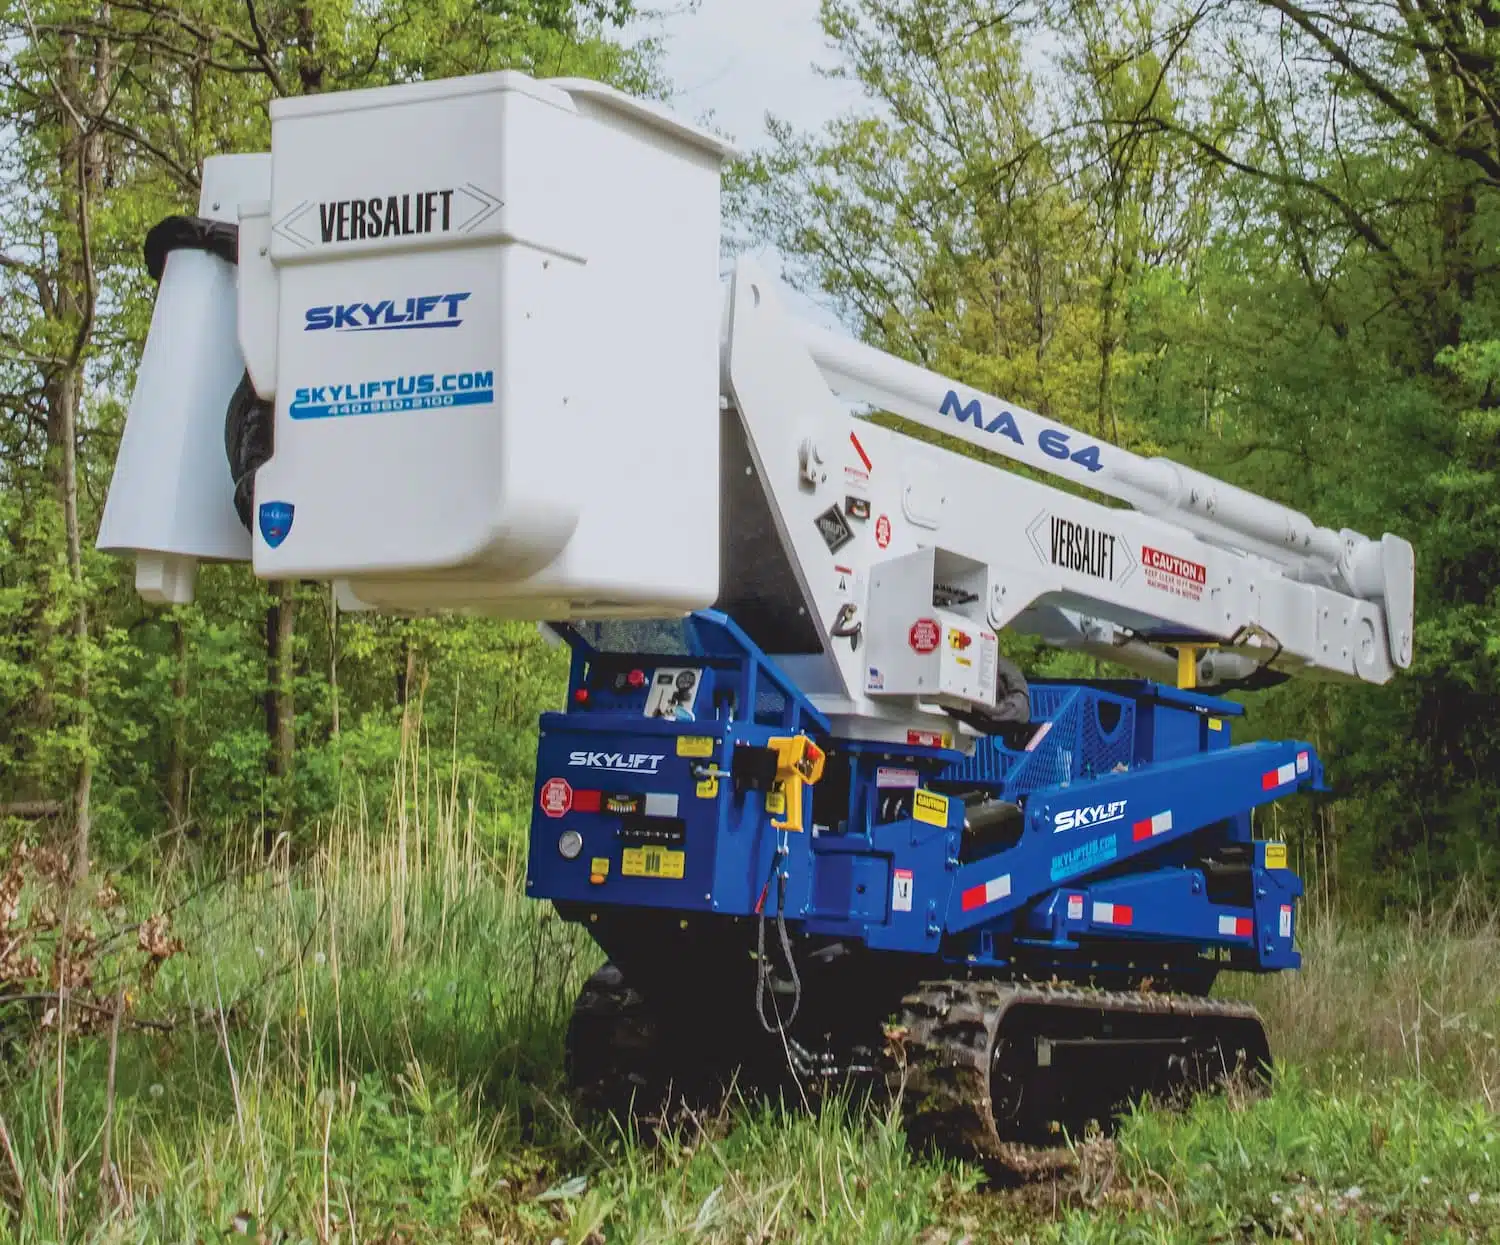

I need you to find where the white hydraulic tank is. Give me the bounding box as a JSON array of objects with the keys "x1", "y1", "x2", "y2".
[{"x1": 96, "y1": 154, "x2": 271, "y2": 604}]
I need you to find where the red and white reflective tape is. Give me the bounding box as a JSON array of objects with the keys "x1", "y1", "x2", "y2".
[
  {"x1": 961, "y1": 873, "x2": 1012, "y2": 912},
  {"x1": 1132, "y1": 810, "x2": 1174, "y2": 841},
  {"x1": 1261, "y1": 761, "x2": 1297, "y2": 790},
  {"x1": 1218, "y1": 914, "x2": 1253, "y2": 937},
  {"x1": 1092, "y1": 901, "x2": 1133, "y2": 927}
]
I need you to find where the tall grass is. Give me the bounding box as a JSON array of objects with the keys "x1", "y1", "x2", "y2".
[
  {"x1": 3, "y1": 734, "x2": 1500, "y2": 1241},
  {"x1": 1238, "y1": 897, "x2": 1500, "y2": 1104}
]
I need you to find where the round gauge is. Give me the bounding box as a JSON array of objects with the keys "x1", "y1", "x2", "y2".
[
  {"x1": 557, "y1": 830, "x2": 584, "y2": 860},
  {"x1": 675, "y1": 670, "x2": 697, "y2": 690}
]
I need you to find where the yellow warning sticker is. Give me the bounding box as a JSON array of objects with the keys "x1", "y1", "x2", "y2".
[
  {"x1": 1265, "y1": 842, "x2": 1288, "y2": 870},
  {"x1": 696, "y1": 777, "x2": 719, "y2": 799},
  {"x1": 913, "y1": 789, "x2": 949, "y2": 827},
  {"x1": 1208, "y1": 717, "x2": 1223, "y2": 732},
  {"x1": 677, "y1": 736, "x2": 714, "y2": 757},
  {"x1": 590, "y1": 856, "x2": 610, "y2": 876},
  {"x1": 765, "y1": 789, "x2": 787, "y2": 816},
  {"x1": 621, "y1": 847, "x2": 685, "y2": 879}
]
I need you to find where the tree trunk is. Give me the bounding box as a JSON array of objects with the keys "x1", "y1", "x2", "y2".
[
  {"x1": 166, "y1": 615, "x2": 189, "y2": 829},
  {"x1": 263, "y1": 581, "x2": 296, "y2": 851},
  {"x1": 327, "y1": 587, "x2": 340, "y2": 739}
]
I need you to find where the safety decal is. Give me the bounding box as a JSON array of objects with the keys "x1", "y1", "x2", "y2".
[
  {"x1": 621, "y1": 847, "x2": 684, "y2": 879},
  {"x1": 1261, "y1": 761, "x2": 1297, "y2": 790},
  {"x1": 866, "y1": 667, "x2": 885, "y2": 691},
  {"x1": 815, "y1": 505, "x2": 854, "y2": 553},
  {"x1": 258, "y1": 501, "x2": 294, "y2": 548},
  {"x1": 850, "y1": 430, "x2": 873, "y2": 472},
  {"x1": 1067, "y1": 893, "x2": 1084, "y2": 921},
  {"x1": 603, "y1": 793, "x2": 644, "y2": 815},
  {"x1": 845, "y1": 496, "x2": 871, "y2": 520},
  {"x1": 960, "y1": 873, "x2": 1011, "y2": 912},
  {"x1": 909, "y1": 618, "x2": 940, "y2": 653},
  {"x1": 1218, "y1": 914, "x2": 1253, "y2": 938},
  {"x1": 906, "y1": 728, "x2": 951, "y2": 749},
  {"x1": 875, "y1": 514, "x2": 892, "y2": 549},
  {"x1": 892, "y1": 868, "x2": 914, "y2": 913},
  {"x1": 1265, "y1": 842, "x2": 1288, "y2": 870},
  {"x1": 835, "y1": 565, "x2": 855, "y2": 596},
  {"x1": 912, "y1": 790, "x2": 949, "y2": 827},
  {"x1": 1279, "y1": 904, "x2": 1293, "y2": 938},
  {"x1": 589, "y1": 857, "x2": 610, "y2": 880},
  {"x1": 539, "y1": 777, "x2": 572, "y2": 818},
  {"x1": 876, "y1": 767, "x2": 919, "y2": 789},
  {"x1": 676, "y1": 736, "x2": 714, "y2": 758},
  {"x1": 1131, "y1": 810, "x2": 1173, "y2": 841},
  {"x1": 1093, "y1": 901, "x2": 1133, "y2": 927},
  {"x1": 1297, "y1": 750, "x2": 1310, "y2": 774},
  {"x1": 1142, "y1": 545, "x2": 1206, "y2": 601}
]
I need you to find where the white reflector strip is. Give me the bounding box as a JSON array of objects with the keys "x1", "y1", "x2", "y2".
[{"x1": 644, "y1": 792, "x2": 679, "y2": 818}]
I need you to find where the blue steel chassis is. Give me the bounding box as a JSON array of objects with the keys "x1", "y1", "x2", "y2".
[{"x1": 526, "y1": 611, "x2": 1312, "y2": 985}]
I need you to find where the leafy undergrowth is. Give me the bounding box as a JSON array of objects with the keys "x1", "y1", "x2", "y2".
[{"x1": 3, "y1": 809, "x2": 1499, "y2": 1242}]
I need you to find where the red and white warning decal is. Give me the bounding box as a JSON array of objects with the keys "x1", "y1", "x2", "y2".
[
  {"x1": 1092, "y1": 901, "x2": 1133, "y2": 927},
  {"x1": 1297, "y1": 750, "x2": 1310, "y2": 774},
  {"x1": 1261, "y1": 761, "x2": 1298, "y2": 790},
  {"x1": 876, "y1": 766, "x2": 919, "y2": 789},
  {"x1": 1067, "y1": 893, "x2": 1084, "y2": 921},
  {"x1": 1131, "y1": 810, "x2": 1174, "y2": 841},
  {"x1": 1218, "y1": 914, "x2": 1253, "y2": 938},
  {"x1": 908, "y1": 618, "x2": 940, "y2": 653},
  {"x1": 960, "y1": 873, "x2": 1012, "y2": 912},
  {"x1": 892, "y1": 868, "x2": 914, "y2": 913},
  {"x1": 1141, "y1": 545, "x2": 1207, "y2": 601},
  {"x1": 875, "y1": 514, "x2": 892, "y2": 549},
  {"x1": 1279, "y1": 904, "x2": 1293, "y2": 938},
  {"x1": 849, "y1": 430, "x2": 873, "y2": 473},
  {"x1": 906, "y1": 728, "x2": 948, "y2": 749},
  {"x1": 539, "y1": 777, "x2": 573, "y2": 818}
]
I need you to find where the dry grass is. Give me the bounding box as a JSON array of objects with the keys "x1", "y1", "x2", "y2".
[{"x1": 1237, "y1": 892, "x2": 1500, "y2": 1104}]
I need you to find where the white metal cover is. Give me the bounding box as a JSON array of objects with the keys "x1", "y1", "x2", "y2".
[{"x1": 250, "y1": 71, "x2": 735, "y2": 616}]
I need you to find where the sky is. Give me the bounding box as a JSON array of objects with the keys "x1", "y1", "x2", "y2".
[
  {"x1": 631, "y1": 0, "x2": 868, "y2": 327},
  {"x1": 646, "y1": 0, "x2": 860, "y2": 150}
]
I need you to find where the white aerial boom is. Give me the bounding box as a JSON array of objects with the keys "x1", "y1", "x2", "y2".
[{"x1": 95, "y1": 69, "x2": 1414, "y2": 749}]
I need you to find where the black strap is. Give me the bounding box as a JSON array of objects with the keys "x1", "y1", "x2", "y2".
[{"x1": 143, "y1": 215, "x2": 239, "y2": 282}]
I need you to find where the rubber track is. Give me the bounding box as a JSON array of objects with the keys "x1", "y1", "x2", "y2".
[{"x1": 885, "y1": 979, "x2": 1266, "y2": 1170}]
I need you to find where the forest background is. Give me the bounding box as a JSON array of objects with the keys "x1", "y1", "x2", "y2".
[{"x1": 2, "y1": 0, "x2": 1495, "y2": 915}]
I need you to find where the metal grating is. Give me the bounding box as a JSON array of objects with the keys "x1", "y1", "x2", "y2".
[{"x1": 938, "y1": 685, "x2": 1136, "y2": 798}]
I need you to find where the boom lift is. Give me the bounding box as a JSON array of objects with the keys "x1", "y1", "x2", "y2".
[{"x1": 97, "y1": 71, "x2": 1415, "y2": 1156}]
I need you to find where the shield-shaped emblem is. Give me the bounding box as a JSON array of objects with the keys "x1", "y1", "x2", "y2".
[{"x1": 258, "y1": 500, "x2": 294, "y2": 548}]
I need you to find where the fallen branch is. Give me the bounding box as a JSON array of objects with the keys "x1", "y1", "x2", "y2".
[{"x1": 0, "y1": 801, "x2": 64, "y2": 820}]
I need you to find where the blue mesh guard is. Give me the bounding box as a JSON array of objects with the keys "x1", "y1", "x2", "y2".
[{"x1": 939, "y1": 685, "x2": 1136, "y2": 800}]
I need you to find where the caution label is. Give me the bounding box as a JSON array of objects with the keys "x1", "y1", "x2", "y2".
[{"x1": 913, "y1": 789, "x2": 949, "y2": 827}]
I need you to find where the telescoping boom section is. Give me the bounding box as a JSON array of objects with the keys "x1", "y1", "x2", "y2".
[{"x1": 91, "y1": 68, "x2": 1410, "y2": 1154}]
